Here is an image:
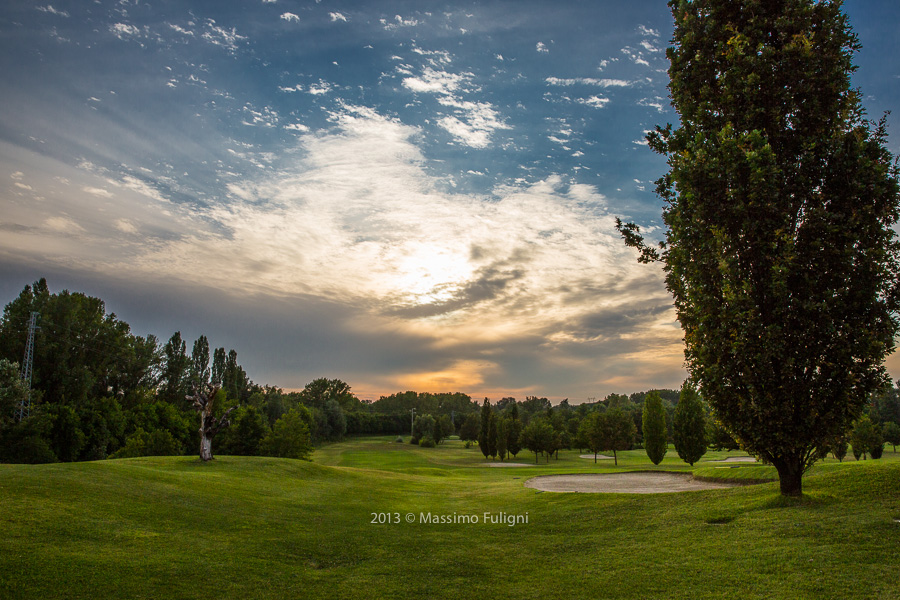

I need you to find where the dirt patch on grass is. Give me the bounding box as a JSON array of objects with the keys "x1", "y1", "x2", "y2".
[
  {"x1": 483, "y1": 462, "x2": 533, "y2": 467},
  {"x1": 524, "y1": 472, "x2": 742, "y2": 493}
]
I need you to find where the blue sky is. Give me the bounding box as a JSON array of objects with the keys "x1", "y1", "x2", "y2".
[{"x1": 2, "y1": 0, "x2": 899, "y2": 402}]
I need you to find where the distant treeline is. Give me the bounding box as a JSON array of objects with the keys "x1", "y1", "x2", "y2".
[{"x1": 2, "y1": 279, "x2": 899, "y2": 464}]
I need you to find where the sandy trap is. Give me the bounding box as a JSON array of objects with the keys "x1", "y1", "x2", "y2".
[{"x1": 525, "y1": 472, "x2": 740, "y2": 494}]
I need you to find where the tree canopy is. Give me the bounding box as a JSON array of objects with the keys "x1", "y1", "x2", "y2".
[
  {"x1": 642, "y1": 391, "x2": 668, "y2": 465},
  {"x1": 619, "y1": 0, "x2": 900, "y2": 496}
]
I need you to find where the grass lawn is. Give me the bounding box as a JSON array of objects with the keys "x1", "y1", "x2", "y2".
[{"x1": 1, "y1": 439, "x2": 899, "y2": 599}]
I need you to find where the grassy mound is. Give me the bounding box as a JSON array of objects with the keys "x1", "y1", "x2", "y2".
[{"x1": 1, "y1": 441, "x2": 899, "y2": 599}]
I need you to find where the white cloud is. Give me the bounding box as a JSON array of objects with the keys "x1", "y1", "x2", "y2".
[
  {"x1": 242, "y1": 104, "x2": 279, "y2": 128},
  {"x1": 621, "y1": 46, "x2": 652, "y2": 68},
  {"x1": 36, "y1": 5, "x2": 69, "y2": 17},
  {"x1": 411, "y1": 47, "x2": 452, "y2": 65},
  {"x1": 399, "y1": 59, "x2": 509, "y2": 149},
  {"x1": 280, "y1": 12, "x2": 299, "y2": 23},
  {"x1": 638, "y1": 25, "x2": 660, "y2": 37},
  {"x1": 536, "y1": 42, "x2": 549, "y2": 53},
  {"x1": 381, "y1": 15, "x2": 419, "y2": 30},
  {"x1": 639, "y1": 97, "x2": 666, "y2": 113},
  {"x1": 201, "y1": 20, "x2": 247, "y2": 53},
  {"x1": 169, "y1": 24, "x2": 194, "y2": 36},
  {"x1": 83, "y1": 186, "x2": 113, "y2": 198},
  {"x1": 114, "y1": 175, "x2": 170, "y2": 203},
  {"x1": 308, "y1": 80, "x2": 333, "y2": 95},
  {"x1": 546, "y1": 77, "x2": 632, "y2": 87},
  {"x1": 402, "y1": 67, "x2": 466, "y2": 94},
  {"x1": 115, "y1": 219, "x2": 138, "y2": 234},
  {"x1": 95, "y1": 105, "x2": 668, "y2": 363},
  {"x1": 110, "y1": 23, "x2": 140, "y2": 39},
  {"x1": 284, "y1": 123, "x2": 310, "y2": 132},
  {"x1": 45, "y1": 216, "x2": 84, "y2": 233},
  {"x1": 576, "y1": 95, "x2": 610, "y2": 109},
  {"x1": 330, "y1": 12, "x2": 348, "y2": 22}
]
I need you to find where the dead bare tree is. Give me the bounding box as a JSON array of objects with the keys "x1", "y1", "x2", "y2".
[{"x1": 187, "y1": 383, "x2": 236, "y2": 461}]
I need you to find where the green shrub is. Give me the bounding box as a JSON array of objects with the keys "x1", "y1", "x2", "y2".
[
  {"x1": 111, "y1": 428, "x2": 181, "y2": 459},
  {"x1": 3, "y1": 435, "x2": 58, "y2": 464},
  {"x1": 419, "y1": 436, "x2": 436, "y2": 448},
  {"x1": 259, "y1": 409, "x2": 313, "y2": 460},
  {"x1": 395, "y1": 436, "x2": 404, "y2": 443}
]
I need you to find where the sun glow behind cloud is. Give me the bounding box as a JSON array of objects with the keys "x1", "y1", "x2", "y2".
[{"x1": 1, "y1": 101, "x2": 680, "y2": 397}]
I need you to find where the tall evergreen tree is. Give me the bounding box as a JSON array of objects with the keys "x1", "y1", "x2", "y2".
[
  {"x1": 160, "y1": 332, "x2": 189, "y2": 408},
  {"x1": 486, "y1": 412, "x2": 498, "y2": 459},
  {"x1": 642, "y1": 391, "x2": 668, "y2": 465},
  {"x1": 673, "y1": 382, "x2": 707, "y2": 466},
  {"x1": 210, "y1": 347, "x2": 226, "y2": 387},
  {"x1": 478, "y1": 398, "x2": 492, "y2": 459},
  {"x1": 618, "y1": 0, "x2": 900, "y2": 495},
  {"x1": 190, "y1": 335, "x2": 210, "y2": 389},
  {"x1": 495, "y1": 417, "x2": 508, "y2": 461},
  {"x1": 507, "y1": 416, "x2": 523, "y2": 458}
]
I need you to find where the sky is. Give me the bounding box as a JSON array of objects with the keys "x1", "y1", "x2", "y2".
[{"x1": 1, "y1": 1, "x2": 899, "y2": 403}]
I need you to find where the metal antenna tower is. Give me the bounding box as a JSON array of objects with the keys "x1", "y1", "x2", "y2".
[{"x1": 16, "y1": 311, "x2": 39, "y2": 421}]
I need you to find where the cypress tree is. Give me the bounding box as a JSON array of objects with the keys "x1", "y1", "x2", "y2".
[
  {"x1": 486, "y1": 412, "x2": 498, "y2": 459},
  {"x1": 478, "y1": 398, "x2": 491, "y2": 459},
  {"x1": 642, "y1": 391, "x2": 668, "y2": 465},
  {"x1": 673, "y1": 382, "x2": 707, "y2": 466}
]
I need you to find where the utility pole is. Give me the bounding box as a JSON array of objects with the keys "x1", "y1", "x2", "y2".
[
  {"x1": 17, "y1": 311, "x2": 39, "y2": 422},
  {"x1": 410, "y1": 407, "x2": 416, "y2": 438}
]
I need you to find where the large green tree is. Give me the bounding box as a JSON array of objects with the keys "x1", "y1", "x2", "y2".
[
  {"x1": 577, "y1": 413, "x2": 606, "y2": 464},
  {"x1": 642, "y1": 391, "x2": 668, "y2": 465},
  {"x1": 519, "y1": 418, "x2": 554, "y2": 464},
  {"x1": 0, "y1": 279, "x2": 159, "y2": 405},
  {"x1": 619, "y1": 0, "x2": 900, "y2": 495},
  {"x1": 597, "y1": 409, "x2": 636, "y2": 467},
  {"x1": 673, "y1": 382, "x2": 707, "y2": 466}
]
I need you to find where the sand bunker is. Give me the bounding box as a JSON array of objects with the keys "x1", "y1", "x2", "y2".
[
  {"x1": 708, "y1": 457, "x2": 757, "y2": 463},
  {"x1": 525, "y1": 472, "x2": 740, "y2": 494},
  {"x1": 484, "y1": 462, "x2": 532, "y2": 467},
  {"x1": 579, "y1": 454, "x2": 614, "y2": 460}
]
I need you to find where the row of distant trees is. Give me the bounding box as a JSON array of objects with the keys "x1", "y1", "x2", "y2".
[
  {"x1": 427, "y1": 385, "x2": 899, "y2": 467},
  {"x1": 2, "y1": 279, "x2": 899, "y2": 465}
]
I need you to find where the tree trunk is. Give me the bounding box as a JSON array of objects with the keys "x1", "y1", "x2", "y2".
[
  {"x1": 773, "y1": 457, "x2": 803, "y2": 496},
  {"x1": 200, "y1": 432, "x2": 213, "y2": 462},
  {"x1": 187, "y1": 384, "x2": 235, "y2": 463}
]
